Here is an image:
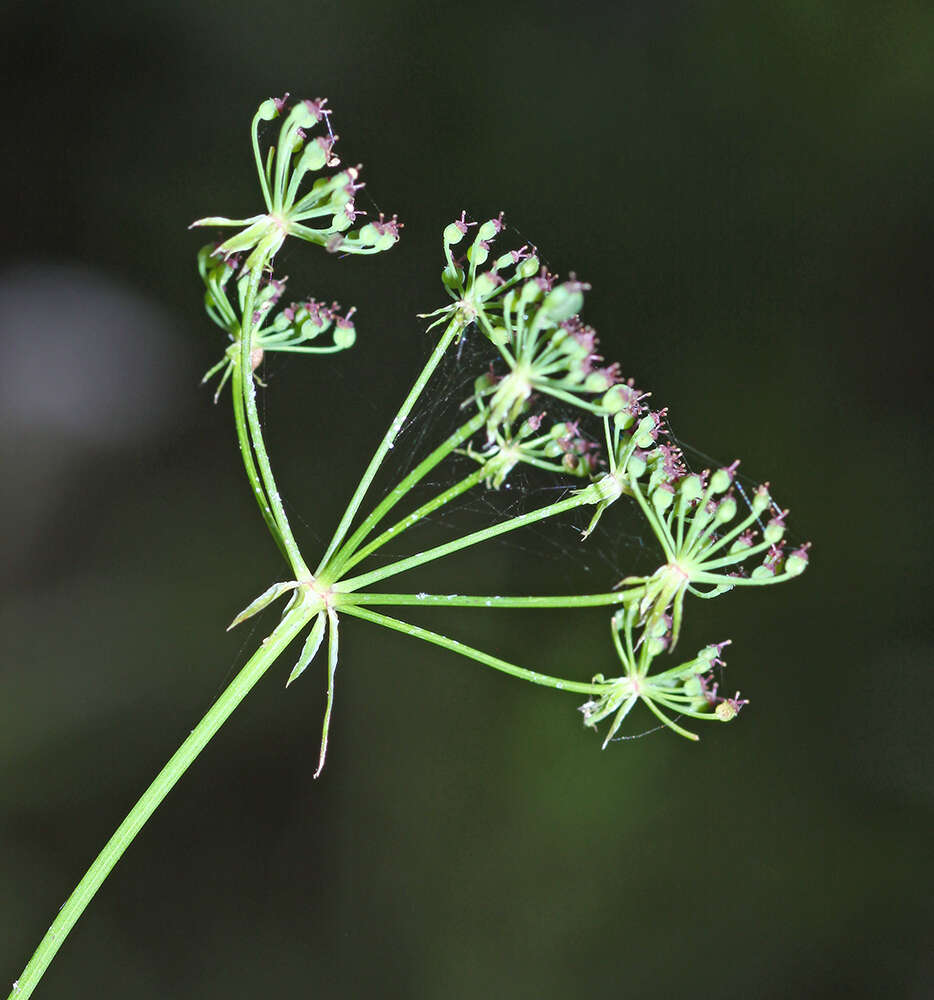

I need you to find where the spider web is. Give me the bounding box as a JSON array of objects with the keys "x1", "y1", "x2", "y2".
[
  {"x1": 274, "y1": 214, "x2": 804, "y2": 592},
  {"x1": 230, "y1": 217, "x2": 804, "y2": 741}
]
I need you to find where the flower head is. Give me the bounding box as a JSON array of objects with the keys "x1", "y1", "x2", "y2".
[
  {"x1": 419, "y1": 212, "x2": 541, "y2": 333},
  {"x1": 586, "y1": 413, "x2": 811, "y2": 647},
  {"x1": 190, "y1": 96, "x2": 400, "y2": 276},
  {"x1": 463, "y1": 412, "x2": 601, "y2": 488},
  {"x1": 579, "y1": 610, "x2": 744, "y2": 745},
  {"x1": 197, "y1": 243, "x2": 359, "y2": 399}
]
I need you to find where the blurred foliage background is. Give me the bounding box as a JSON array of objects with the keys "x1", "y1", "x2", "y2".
[{"x1": 1, "y1": 0, "x2": 932, "y2": 997}]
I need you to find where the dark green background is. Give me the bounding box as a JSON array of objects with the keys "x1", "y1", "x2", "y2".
[{"x1": 2, "y1": 1, "x2": 931, "y2": 997}]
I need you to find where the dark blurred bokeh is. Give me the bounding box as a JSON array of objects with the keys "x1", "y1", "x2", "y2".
[{"x1": 2, "y1": 1, "x2": 932, "y2": 997}]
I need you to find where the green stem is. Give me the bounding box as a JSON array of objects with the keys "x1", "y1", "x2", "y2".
[
  {"x1": 231, "y1": 360, "x2": 290, "y2": 562},
  {"x1": 340, "y1": 589, "x2": 641, "y2": 609},
  {"x1": 325, "y1": 410, "x2": 485, "y2": 579},
  {"x1": 341, "y1": 605, "x2": 603, "y2": 695},
  {"x1": 334, "y1": 483, "x2": 601, "y2": 594},
  {"x1": 335, "y1": 463, "x2": 491, "y2": 577},
  {"x1": 250, "y1": 108, "x2": 273, "y2": 213},
  {"x1": 315, "y1": 318, "x2": 464, "y2": 577},
  {"x1": 6, "y1": 603, "x2": 315, "y2": 1000},
  {"x1": 240, "y1": 264, "x2": 310, "y2": 578}
]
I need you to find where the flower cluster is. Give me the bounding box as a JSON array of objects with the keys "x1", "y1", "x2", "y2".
[
  {"x1": 580, "y1": 608, "x2": 748, "y2": 744},
  {"x1": 419, "y1": 212, "x2": 541, "y2": 333},
  {"x1": 198, "y1": 245, "x2": 358, "y2": 399},
  {"x1": 424, "y1": 214, "x2": 642, "y2": 448},
  {"x1": 472, "y1": 274, "x2": 632, "y2": 435},
  {"x1": 584, "y1": 412, "x2": 811, "y2": 649},
  {"x1": 192, "y1": 97, "x2": 401, "y2": 400},
  {"x1": 190, "y1": 94, "x2": 400, "y2": 273},
  {"x1": 463, "y1": 412, "x2": 601, "y2": 488},
  {"x1": 422, "y1": 214, "x2": 810, "y2": 743}
]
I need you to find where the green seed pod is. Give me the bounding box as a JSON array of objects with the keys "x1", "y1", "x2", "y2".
[
  {"x1": 333, "y1": 323, "x2": 356, "y2": 349},
  {"x1": 467, "y1": 241, "x2": 490, "y2": 267},
  {"x1": 356, "y1": 221, "x2": 380, "y2": 245},
  {"x1": 682, "y1": 676, "x2": 703, "y2": 699},
  {"x1": 651, "y1": 486, "x2": 674, "y2": 516},
  {"x1": 632, "y1": 414, "x2": 657, "y2": 449},
  {"x1": 477, "y1": 219, "x2": 499, "y2": 241},
  {"x1": 679, "y1": 474, "x2": 704, "y2": 504},
  {"x1": 542, "y1": 283, "x2": 584, "y2": 323},
  {"x1": 628, "y1": 453, "x2": 647, "y2": 478},
  {"x1": 257, "y1": 98, "x2": 281, "y2": 121},
  {"x1": 376, "y1": 230, "x2": 398, "y2": 252},
  {"x1": 518, "y1": 255, "x2": 540, "y2": 278},
  {"x1": 518, "y1": 415, "x2": 544, "y2": 437},
  {"x1": 584, "y1": 370, "x2": 614, "y2": 392},
  {"x1": 607, "y1": 394, "x2": 636, "y2": 426},
  {"x1": 330, "y1": 209, "x2": 354, "y2": 232},
  {"x1": 784, "y1": 546, "x2": 810, "y2": 576},
  {"x1": 715, "y1": 496, "x2": 737, "y2": 523},
  {"x1": 327, "y1": 175, "x2": 354, "y2": 209},
  {"x1": 299, "y1": 317, "x2": 325, "y2": 339},
  {"x1": 715, "y1": 701, "x2": 738, "y2": 722},
  {"x1": 696, "y1": 646, "x2": 716, "y2": 667},
  {"x1": 763, "y1": 521, "x2": 785, "y2": 545},
  {"x1": 710, "y1": 467, "x2": 733, "y2": 494},
  {"x1": 474, "y1": 272, "x2": 499, "y2": 299},
  {"x1": 289, "y1": 102, "x2": 320, "y2": 130},
  {"x1": 729, "y1": 534, "x2": 754, "y2": 554},
  {"x1": 444, "y1": 222, "x2": 466, "y2": 245},
  {"x1": 751, "y1": 485, "x2": 772, "y2": 514},
  {"x1": 294, "y1": 138, "x2": 329, "y2": 177}
]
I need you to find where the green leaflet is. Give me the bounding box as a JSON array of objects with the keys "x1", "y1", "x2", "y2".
[
  {"x1": 227, "y1": 580, "x2": 299, "y2": 631},
  {"x1": 286, "y1": 612, "x2": 326, "y2": 687}
]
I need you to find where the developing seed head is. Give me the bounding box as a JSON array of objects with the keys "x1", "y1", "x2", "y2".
[
  {"x1": 191, "y1": 96, "x2": 400, "y2": 276},
  {"x1": 423, "y1": 210, "x2": 542, "y2": 335},
  {"x1": 581, "y1": 611, "x2": 747, "y2": 743},
  {"x1": 456, "y1": 263, "x2": 636, "y2": 441},
  {"x1": 465, "y1": 412, "x2": 601, "y2": 489}
]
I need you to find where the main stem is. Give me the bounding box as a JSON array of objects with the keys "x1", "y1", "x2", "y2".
[
  {"x1": 239, "y1": 263, "x2": 310, "y2": 578},
  {"x1": 7, "y1": 604, "x2": 315, "y2": 1000},
  {"x1": 231, "y1": 360, "x2": 290, "y2": 562}
]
